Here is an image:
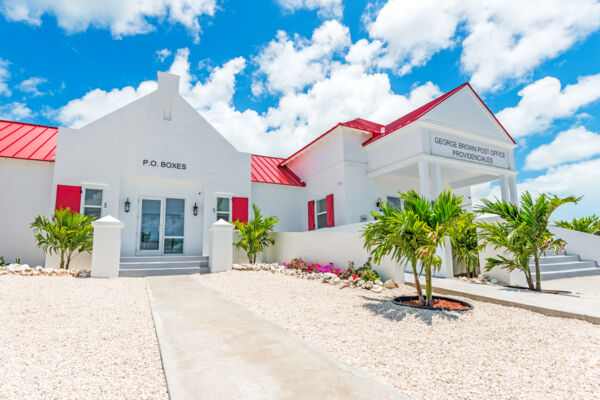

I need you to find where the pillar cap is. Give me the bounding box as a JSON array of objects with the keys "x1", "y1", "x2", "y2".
[
  {"x1": 92, "y1": 215, "x2": 124, "y2": 228},
  {"x1": 210, "y1": 219, "x2": 234, "y2": 231}
]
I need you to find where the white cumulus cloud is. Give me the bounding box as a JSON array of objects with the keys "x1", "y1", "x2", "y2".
[
  {"x1": 524, "y1": 127, "x2": 600, "y2": 171},
  {"x1": 17, "y1": 76, "x2": 48, "y2": 96},
  {"x1": 0, "y1": 0, "x2": 218, "y2": 41},
  {"x1": 0, "y1": 59, "x2": 11, "y2": 96},
  {"x1": 0, "y1": 102, "x2": 34, "y2": 120},
  {"x1": 365, "y1": 0, "x2": 600, "y2": 91},
  {"x1": 275, "y1": 0, "x2": 343, "y2": 18},
  {"x1": 254, "y1": 20, "x2": 351, "y2": 94},
  {"x1": 155, "y1": 48, "x2": 172, "y2": 62},
  {"x1": 497, "y1": 74, "x2": 600, "y2": 138}
]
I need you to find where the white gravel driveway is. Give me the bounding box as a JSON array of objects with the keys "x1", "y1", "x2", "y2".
[
  {"x1": 197, "y1": 270, "x2": 600, "y2": 400},
  {"x1": 0, "y1": 275, "x2": 167, "y2": 400}
]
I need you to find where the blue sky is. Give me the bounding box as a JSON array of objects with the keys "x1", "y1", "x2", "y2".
[{"x1": 1, "y1": 0, "x2": 600, "y2": 219}]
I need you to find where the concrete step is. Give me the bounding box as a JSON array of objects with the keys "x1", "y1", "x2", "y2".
[
  {"x1": 539, "y1": 267, "x2": 600, "y2": 280},
  {"x1": 120, "y1": 256, "x2": 208, "y2": 263},
  {"x1": 119, "y1": 266, "x2": 210, "y2": 277},
  {"x1": 532, "y1": 255, "x2": 580, "y2": 264},
  {"x1": 529, "y1": 261, "x2": 598, "y2": 273}
]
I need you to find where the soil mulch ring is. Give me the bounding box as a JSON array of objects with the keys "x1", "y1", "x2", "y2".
[
  {"x1": 505, "y1": 285, "x2": 572, "y2": 295},
  {"x1": 393, "y1": 295, "x2": 473, "y2": 311}
]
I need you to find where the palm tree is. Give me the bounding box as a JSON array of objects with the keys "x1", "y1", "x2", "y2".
[
  {"x1": 233, "y1": 204, "x2": 279, "y2": 264},
  {"x1": 555, "y1": 215, "x2": 600, "y2": 235},
  {"x1": 476, "y1": 192, "x2": 580, "y2": 291},
  {"x1": 31, "y1": 208, "x2": 94, "y2": 269},
  {"x1": 363, "y1": 200, "x2": 426, "y2": 303},
  {"x1": 363, "y1": 190, "x2": 463, "y2": 307},
  {"x1": 449, "y1": 211, "x2": 481, "y2": 278}
]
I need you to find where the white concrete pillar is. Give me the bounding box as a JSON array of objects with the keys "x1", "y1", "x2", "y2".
[
  {"x1": 418, "y1": 159, "x2": 431, "y2": 199},
  {"x1": 91, "y1": 215, "x2": 124, "y2": 278},
  {"x1": 432, "y1": 162, "x2": 442, "y2": 198},
  {"x1": 209, "y1": 219, "x2": 234, "y2": 273},
  {"x1": 434, "y1": 236, "x2": 454, "y2": 278},
  {"x1": 508, "y1": 175, "x2": 518, "y2": 205},
  {"x1": 500, "y1": 175, "x2": 510, "y2": 203}
]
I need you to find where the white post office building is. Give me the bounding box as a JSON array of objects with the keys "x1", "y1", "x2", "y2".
[{"x1": 0, "y1": 72, "x2": 517, "y2": 273}]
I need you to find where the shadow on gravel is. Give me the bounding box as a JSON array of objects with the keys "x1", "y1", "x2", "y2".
[{"x1": 360, "y1": 296, "x2": 459, "y2": 325}]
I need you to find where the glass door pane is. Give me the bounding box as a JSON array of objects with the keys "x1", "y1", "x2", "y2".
[
  {"x1": 164, "y1": 198, "x2": 184, "y2": 254},
  {"x1": 140, "y1": 199, "x2": 161, "y2": 251}
]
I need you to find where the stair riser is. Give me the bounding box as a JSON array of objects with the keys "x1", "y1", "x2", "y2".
[
  {"x1": 531, "y1": 256, "x2": 580, "y2": 264},
  {"x1": 529, "y1": 262, "x2": 598, "y2": 272},
  {"x1": 120, "y1": 262, "x2": 208, "y2": 269},
  {"x1": 119, "y1": 268, "x2": 209, "y2": 277},
  {"x1": 120, "y1": 256, "x2": 208, "y2": 263},
  {"x1": 540, "y1": 268, "x2": 600, "y2": 280}
]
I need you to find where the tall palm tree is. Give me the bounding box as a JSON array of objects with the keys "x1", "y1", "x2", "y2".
[
  {"x1": 363, "y1": 190, "x2": 463, "y2": 307},
  {"x1": 363, "y1": 200, "x2": 426, "y2": 303},
  {"x1": 233, "y1": 204, "x2": 279, "y2": 264},
  {"x1": 476, "y1": 192, "x2": 579, "y2": 291}
]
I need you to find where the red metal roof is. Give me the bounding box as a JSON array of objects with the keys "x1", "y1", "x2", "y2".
[
  {"x1": 0, "y1": 120, "x2": 58, "y2": 161},
  {"x1": 251, "y1": 154, "x2": 306, "y2": 187},
  {"x1": 363, "y1": 83, "x2": 516, "y2": 146}
]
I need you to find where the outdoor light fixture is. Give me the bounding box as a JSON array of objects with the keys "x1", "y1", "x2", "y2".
[
  {"x1": 193, "y1": 202, "x2": 199, "y2": 216},
  {"x1": 124, "y1": 198, "x2": 131, "y2": 213},
  {"x1": 376, "y1": 198, "x2": 383, "y2": 211}
]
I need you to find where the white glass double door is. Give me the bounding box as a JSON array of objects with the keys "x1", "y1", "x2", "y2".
[{"x1": 137, "y1": 197, "x2": 185, "y2": 255}]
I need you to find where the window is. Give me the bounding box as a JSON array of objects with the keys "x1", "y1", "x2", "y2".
[
  {"x1": 216, "y1": 197, "x2": 231, "y2": 221},
  {"x1": 316, "y1": 198, "x2": 327, "y2": 229},
  {"x1": 83, "y1": 188, "x2": 103, "y2": 218},
  {"x1": 387, "y1": 196, "x2": 402, "y2": 210},
  {"x1": 164, "y1": 198, "x2": 184, "y2": 254}
]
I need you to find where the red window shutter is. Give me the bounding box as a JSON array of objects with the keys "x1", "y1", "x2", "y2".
[
  {"x1": 55, "y1": 185, "x2": 82, "y2": 213},
  {"x1": 326, "y1": 194, "x2": 334, "y2": 228},
  {"x1": 232, "y1": 197, "x2": 249, "y2": 223},
  {"x1": 307, "y1": 200, "x2": 315, "y2": 231}
]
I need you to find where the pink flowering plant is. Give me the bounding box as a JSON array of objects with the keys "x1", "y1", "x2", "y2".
[{"x1": 283, "y1": 258, "x2": 380, "y2": 282}]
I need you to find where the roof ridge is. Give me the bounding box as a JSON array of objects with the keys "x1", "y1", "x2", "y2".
[{"x1": 0, "y1": 119, "x2": 58, "y2": 130}]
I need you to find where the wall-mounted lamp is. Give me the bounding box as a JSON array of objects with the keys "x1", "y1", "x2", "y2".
[
  {"x1": 193, "y1": 202, "x2": 199, "y2": 216},
  {"x1": 124, "y1": 198, "x2": 131, "y2": 213},
  {"x1": 376, "y1": 198, "x2": 383, "y2": 212}
]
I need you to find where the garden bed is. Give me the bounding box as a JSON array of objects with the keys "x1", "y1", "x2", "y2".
[{"x1": 393, "y1": 295, "x2": 473, "y2": 311}]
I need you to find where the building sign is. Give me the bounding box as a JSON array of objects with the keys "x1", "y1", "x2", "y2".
[
  {"x1": 142, "y1": 159, "x2": 187, "y2": 170},
  {"x1": 430, "y1": 133, "x2": 509, "y2": 169}
]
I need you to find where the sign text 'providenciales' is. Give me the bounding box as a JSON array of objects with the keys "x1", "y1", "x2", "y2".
[{"x1": 430, "y1": 133, "x2": 509, "y2": 169}]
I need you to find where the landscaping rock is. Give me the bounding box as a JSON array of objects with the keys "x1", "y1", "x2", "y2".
[
  {"x1": 371, "y1": 286, "x2": 384, "y2": 293},
  {"x1": 491, "y1": 278, "x2": 499, "y2": 284},
  {"x1": 232, "y1": 264, "x2": 244, "y2": 270},
  {"x1": 365, "y1": 280, "x2": 374, "y2": 289},
  {"x1": 374, "y1": 280, "x2": 383, "y2": 286},
  {"x1": 357, "y1": 280, "x2": 366, "y2": 288},
  {"x1": 383, "y1": 279, "x2": 398, "y2": 289}
]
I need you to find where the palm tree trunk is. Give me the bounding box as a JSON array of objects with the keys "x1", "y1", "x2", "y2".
[
  {"x1": 411, "y1": 259, "x2": 424, "y2": 304},
  {"x1": 534, "y1": 254, "x2": 541, "y2": 291},
  {"x1": 59, "y1": 252, "x2": 65, "y2": 269},
  {"x1": 525, "y1": 269, "x2": 534, "y2": 291},
  {"x1": 425, "y1": 259, "x2": 433, "y2": 307}
]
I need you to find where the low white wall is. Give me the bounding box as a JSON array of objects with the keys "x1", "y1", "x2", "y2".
[
  {"x1": 45, "y1": 251, "x2": 92, "y2": 270},
  {"x1": 261, "y1": 224, "x2": 405, "y2": 283},
  {"x1": 549, "y1": 225, "x2": 600, "y2": 264}
]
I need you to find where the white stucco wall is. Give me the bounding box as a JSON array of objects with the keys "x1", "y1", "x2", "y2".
[
  {"x1": 251, "y1": 182, "x2": 305, "y2": 232},
  {"x1": 51, "y1": 73, "x2": 251, "y2": 256},
  {"x1": 262, "y1": 224, "x2": 406, "y2": 283},
  {"x1": 0, "y1": 158, "x2": 54, "y2": 266}
]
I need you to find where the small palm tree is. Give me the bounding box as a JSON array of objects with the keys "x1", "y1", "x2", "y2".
[
  {"x1": 233, "y1": 204, "x2": 279, "y2": 264},
  {"x1": 476, "y1": 192, "x2": 579, "y2": 291},
  {"x1": 555, "y1": 215, "x2": 600, "y2": 235},
  {"x1": 449, "y1": 211, "x2": 481, "y2": 278},
  {"x1": 31, "y1": 208, "x2": 94, "y2": 269},
  {"x1": 363, "y1": 200, "x2": 426, "y2": 303},
  {"x1": 363, "y1": 190, "x2": 463, "y2": 307}
]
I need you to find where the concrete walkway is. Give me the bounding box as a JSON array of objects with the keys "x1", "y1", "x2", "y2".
[
  {"x1": 405, "y1": 273, "x2": 600, "y2": 324},
  {"x1": 147, "y1": 275, "x2": 406, "y2": 400}
]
